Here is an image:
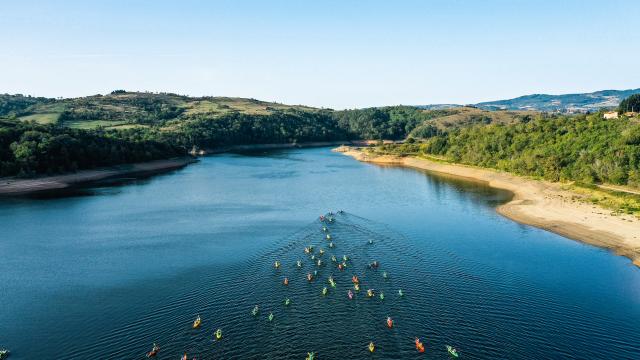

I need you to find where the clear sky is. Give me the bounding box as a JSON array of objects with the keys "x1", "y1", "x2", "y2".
[{"x1": 1, "y1": 0, "x2": 639, "y2": 109}]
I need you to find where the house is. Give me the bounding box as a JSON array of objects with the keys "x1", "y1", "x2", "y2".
[{"x1": 603, "y1": 111, "x2": 619, "y2": 119}]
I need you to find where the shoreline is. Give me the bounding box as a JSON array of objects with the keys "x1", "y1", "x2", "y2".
[
  {"x1": 335, "y1": 146, "x2": 640, "y2": 268},
  {"x1": 197, "y1": 140, "x2": 392, "y2": 154},
  {"x1": 0, "y1": 141, "x2": 386, "y2": 197},
  {"x1": 0, "y1": 157, "x2": 196, "y2": 197}
]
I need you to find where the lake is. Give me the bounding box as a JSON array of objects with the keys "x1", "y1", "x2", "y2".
[{"x1": 0, "y1": 147, "x2": 638, "y2": 359}]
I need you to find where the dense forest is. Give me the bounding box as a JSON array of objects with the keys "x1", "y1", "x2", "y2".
[
  {"x1": 379, "y1": 113, "x2": 640, "y2": 187},
  {"x1": 0, "y1": 120, "x2": 182, "y2": 177}
]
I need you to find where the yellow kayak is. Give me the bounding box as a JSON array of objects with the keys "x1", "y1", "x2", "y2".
[
  {"x1": 193, "y1": 315, "x2": 201, "y2": 329},
  {"x1": 368, "y1": 342, "x2": 375, "y2": 353}
]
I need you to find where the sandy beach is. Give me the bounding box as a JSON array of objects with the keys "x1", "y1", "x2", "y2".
[
  {"x1": 336, "y1": 146, "x2": 640, "y2": 267},
  {"x1": 0, "y1": 157, "x2": 196, "y2": 196}
]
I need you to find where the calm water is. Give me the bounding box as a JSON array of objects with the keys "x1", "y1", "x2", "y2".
[{"x1": 0, "y1": 147, "x2": 639, "y2": 359}]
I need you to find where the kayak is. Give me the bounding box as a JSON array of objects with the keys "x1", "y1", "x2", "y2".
[
  {"x1": 352, "y1": 275, "x2": 359, "y2": 284},
  {"x1": 297, "y1": 260, "x2": 302, "y2": 268},
  {"x1": 326, "y1": 234, "x2": 331, "y2": 240},
  {"x1": 268, "y1": 312, "x2": 274, "y2": 322},
  {"x1": 0, "y1": 350, "x2": 8, "y2": 360},
  {"x1": 215, "y1": 328, "x2": 222, "y2": 340},
  {"x1": 285, "y1": 298, "x2": 291, "y2": 306},
  {"x1": 329, "y1": 242, "x2": 334, "y2": 248},
  {"x1": 368, "y1": 342, "x2": 375, "y2": 353},
  {"x1": 383, "y1": 271, "x2": 388, "y2": 279},
  {"x1": 446, "y1": 345, "x2": 459, "y2": 357},
  {"x1": 193, "y1": 316, "x2": 201, "y2": 329},
  {"x1": 274, "y1": 261, "x2": 281, "y2": 269},
  {"x1": 398, "y1": 289, "x2": 404, "y2": 297},
  {"x1": 319, "y1": 249, "x2": 324, "y2": 255},
  {"x1": 283, "y1": 277, "x2": 289, "y2": 286},
  {"x1": 317, "y1": 259, "x2": 322, "y2": 266},
  {"x1": 343, "y1": 255, "x2": 348, "y2": 261},
  {"x1": 181, "y1": 353, "x2": 188, "y2": 360},
  {"x1": 367, "y1": 289, "x2": 374, "y2": 297},
  {"x1": 415, "y1": 338, "x2": 425, "y2": 353},
  {"x1": 306, "y1": 352, "x2": 315, "y2": 360},
  {"x1": 322, "y1": 287, "x2": 328, "y2": 296},
  {"x1": 307, "y1": 273, "x2": 313, "y2": 282},
  {"x1": 146, "y1": 344, "x2": 160, "y2": 357},
  {"x1": 348, "y1": 290, "x2": 353, "y2": 299},
  {"x1": 379, "y1": 292, "x2": 384, "y2": 300},
  {"x1": 252, "y1": 305, "x2": 259, "y2": 316},
  {"x1": 354, "y1": 284, "x2": 360, "y2": 291},
  {"x1": 386, "y1": 317, "x2": 393, "y2": 328}
]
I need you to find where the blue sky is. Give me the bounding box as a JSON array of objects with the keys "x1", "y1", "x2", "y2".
[{"x1": 1, "y1": 0, "x2": 639, "y2": 109}]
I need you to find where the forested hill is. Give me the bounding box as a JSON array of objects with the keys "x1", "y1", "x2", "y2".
[{"x1": 1, "y1": 90, "x2": 638, "y2": 179}]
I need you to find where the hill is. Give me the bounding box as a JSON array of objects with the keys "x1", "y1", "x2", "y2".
[
  {"x1": 474, "y1": 88, "x2": 640, "y2": 112},
  {"x1": 0, "y1": 91, "x2": 320, "y2": 130}
]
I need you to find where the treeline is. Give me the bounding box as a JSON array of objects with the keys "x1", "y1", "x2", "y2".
[
  {"x1": 0, "y1": 120, "x2": 183, "y2": 177},
  {"x1": 381, "y1": 113, "x2": 640, "y2": 187},
  {"x1": 0, "y1": 94, "x2": 54, "y2": 118},
  {"x1": 173, "y1": 110, "x2": 349, "y2": 148},
  {"x1": 332, "y1": 106, "x2": 454, "y2": 140}
]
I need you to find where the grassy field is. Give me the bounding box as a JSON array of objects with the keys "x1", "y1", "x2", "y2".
[
  {"x1": 17, "y1": 103, "x2": 66, "y2": 124},
  {"x1": 568, "y1": 183, "x2": 640, "y2": 218}
]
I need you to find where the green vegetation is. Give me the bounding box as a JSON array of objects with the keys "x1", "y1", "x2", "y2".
[
  {"x1": 1, "y1": 91, "x2": 638, "y2": 183},
  {"x1": 378, "y1": 112, "x2": 640, "y2": 187},
  {"x1": 619, "y1": 94, "x2": 640, "y2": 113},
  {"x1": 566, "y1": 183, "x2": 640, "y2": 218},
  {"x1": 0, "y1": 120, "x2": 182, "y2": 177}
]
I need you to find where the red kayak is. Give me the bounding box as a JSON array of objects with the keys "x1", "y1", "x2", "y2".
[{"x1": 146, "y1": 344, "x2": 160, "y2": 357}]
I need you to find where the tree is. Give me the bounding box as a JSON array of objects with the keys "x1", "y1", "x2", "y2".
[{"x1": 619, "y1": 94, "x2": 640, "y2": 113}]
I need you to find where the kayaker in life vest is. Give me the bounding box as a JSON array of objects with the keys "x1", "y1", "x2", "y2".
[
  {"x1": 386, "y1": 316, "x2": 393, "y2": 328},
  {"x1": 367, "y1": 289, "x2": 374, "y2": 297},
  {"x1": 415, "y1": 338, "x2": 425, "y2": 352},
  {"x1": 283, "y1": 277, "x2": 289, "y2": 285},
  {"x1": 181, "y1": 353, "x2": 187, "y2": 360},
  {"x1": 348, "y1": 289, "x2": 354, "y2": 299},
  {"x1": 307, "y1": 273, "x2": 313, "y2": 282},
  {"x1": 274, "y1": 261, "x2": 281, "y2": 269},
  {"x1": 352, "y1": 275, "x2": 359, "y2": 284},
  {"x1": 297, "y1": 260, "x2": 302, "y2": 268},
  {"x1": 193, "y1": 315, "x2": 201, "y2": 329}
]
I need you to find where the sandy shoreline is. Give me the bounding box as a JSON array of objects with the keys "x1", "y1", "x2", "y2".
[
  {"x1": 0, "y1": 157, "x2": 196, "y2": 196},
  {"x1": 336, "y1": 146, "x2": 640, "y2": 267}
]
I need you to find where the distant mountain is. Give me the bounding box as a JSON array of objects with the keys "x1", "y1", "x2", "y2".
[{"x1": 473, "y1": 88, "x2": 640, "y2": 113}]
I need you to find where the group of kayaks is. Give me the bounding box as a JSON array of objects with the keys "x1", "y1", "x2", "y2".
[
  {"x1": 146, "y1": 315, "x2": 223, "y2": 358},
  {"x1": 144, "y1": 211, "x2": 460, "y2": 359}
]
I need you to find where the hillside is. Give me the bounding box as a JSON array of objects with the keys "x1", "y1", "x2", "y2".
[
  {"x1": 474, "y1": 88, "x2": 640, "y2": 112},
  {"x1": 0, "y1": 91, "x2": 320, "y2": 130}
]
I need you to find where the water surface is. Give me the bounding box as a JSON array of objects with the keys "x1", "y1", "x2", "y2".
[{"x1": 0, "y1": 148, "x2": 638, "y2": 359}]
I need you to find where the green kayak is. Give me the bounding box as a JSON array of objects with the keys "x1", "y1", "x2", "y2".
[{"x1": 446, "y1": 345, "x2": 459, "y2": 357}]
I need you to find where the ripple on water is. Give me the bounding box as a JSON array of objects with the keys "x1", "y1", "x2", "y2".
[{"x1": 63, "y1": 212, "x2": 640, "y2": 360}]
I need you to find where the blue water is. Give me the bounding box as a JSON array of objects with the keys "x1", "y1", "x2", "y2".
[{"x1": 0, "y1": 147, "x2": 638, "y2": 359}]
